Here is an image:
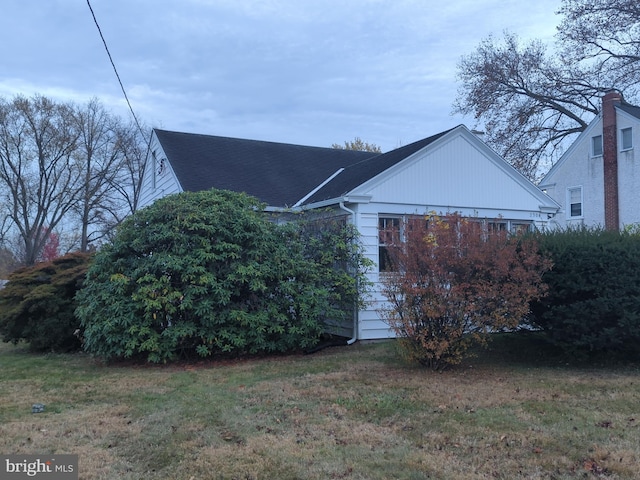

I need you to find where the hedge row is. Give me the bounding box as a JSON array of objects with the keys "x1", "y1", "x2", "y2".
[{"x1": 530, "y1": 227, "x2": 640, "y2": 356}]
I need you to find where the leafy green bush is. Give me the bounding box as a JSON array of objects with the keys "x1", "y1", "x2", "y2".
[
  {"x1": 279, "y1": 211, "x2": 373, "y2": 336},
  {"x1": 76, "y1": 189, "x2": 371, "y2": 363},
  {"x1": 0, "y1": 252, "x2": 92, "y2": 352},
  {"x1": 531, "y1": 227, "x2": 640, "y2": 356}
]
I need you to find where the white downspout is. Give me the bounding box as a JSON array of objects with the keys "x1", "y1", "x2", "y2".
[{"x1": 339, "y1": 201, "x2": 359, "y2": 345}]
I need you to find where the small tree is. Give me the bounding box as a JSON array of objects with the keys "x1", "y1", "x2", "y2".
[
  {"x1": 38, "y1": 227, "x2": 60, "y2": 262},
  {"x1": 380, "y1": 213, "x2": 551, "y2": 369}
]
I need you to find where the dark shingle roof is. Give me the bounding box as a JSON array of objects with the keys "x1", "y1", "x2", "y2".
[
  {"x1": 155, "y1": 126, "x2": 458, "y2": 208},
  {"x1": 619, "y1": 102, "x2": 640, "y2": 120},
  {"x1": 154, "y1": 129, "x2": 375, "y2": 207}
]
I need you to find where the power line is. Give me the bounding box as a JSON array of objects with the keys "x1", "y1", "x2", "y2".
[{"x1": 86, "y1": 0, "x2": 145, "y2": 138}]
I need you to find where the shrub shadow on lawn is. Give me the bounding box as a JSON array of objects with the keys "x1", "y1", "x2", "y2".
[{"x1": 476, "y1": 330, "x2": 640, "y2": 370}]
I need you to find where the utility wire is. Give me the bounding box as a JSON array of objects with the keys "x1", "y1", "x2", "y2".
[{"x1": 86, "y1": 0, "x2": 145, "y2": 138}]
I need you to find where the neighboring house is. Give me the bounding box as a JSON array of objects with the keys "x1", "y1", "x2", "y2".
[
  {"x1": 540, "y1": 90, "x2": 640, "y2": 230},
  {"x1": 138, "y1": 124, "x2": 559, "y2": 341}
]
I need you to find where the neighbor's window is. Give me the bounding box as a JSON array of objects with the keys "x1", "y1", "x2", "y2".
[
  {"x1": 621, "y1": 127, "x2": 633, "y2": 150},
  {"x1": 592, "y1": 135, "x2": 603, "y2": 156},
  {"x1": 378, "y1": 216, "x2": 401, "y2": 272},
  {"x1": 568, "y1": 187, "x2": 582, "y2": 218}
]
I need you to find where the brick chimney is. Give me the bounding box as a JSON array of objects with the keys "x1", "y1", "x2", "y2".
[{"x1": 602, "y1": 90, "x2": 622, "y2": 230}]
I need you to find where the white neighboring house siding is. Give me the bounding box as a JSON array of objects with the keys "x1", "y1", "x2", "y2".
[
  {"x1": 344, "y1": 130, "x2": 556, "y2": 340},
  {"x1": 541, "y1": 119, "x2": 606, "y2": 229},
  {"x1": 617, "y1": 110, "x2": 640, "y2": 228},
  {"x1": 137, "y1": 141, "x2": 183, "y2": 210},
  {"x1": 541, "y1": 108, "x2": 640, "y2": 229}
]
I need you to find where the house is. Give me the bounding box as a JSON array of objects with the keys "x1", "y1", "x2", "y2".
[
  {"x1": 540, "y1": 90, "x2": 640, "y2": 230},
  {"x1": 138, "y1": 124, "x2": 559, "y2": 341}
]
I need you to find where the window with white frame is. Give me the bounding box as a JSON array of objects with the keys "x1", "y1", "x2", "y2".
[
  {"x1": 568, "y1": 186, "x2": 583, "y2": 218},
  {"x1": 378, "y1": 216, "x2": 401, "y2": 272},
  {"x1": 592, "y1": 135, "x2": 603, "y2": 156},
  {"x1": 510, "y1": 223, "x2": 532, "y2": 235},
  {"x1": 621, "y1": 127, "x2": 633, "y2": 150}
]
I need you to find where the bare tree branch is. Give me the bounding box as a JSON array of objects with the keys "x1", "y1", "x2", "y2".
[{"x1": 454, "y1": 0, "x2": 640, "y2": 180}]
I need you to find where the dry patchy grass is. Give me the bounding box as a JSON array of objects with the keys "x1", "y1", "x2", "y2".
[{"x1": 1, "y1": 336, "x2": 639, "y2": 479}]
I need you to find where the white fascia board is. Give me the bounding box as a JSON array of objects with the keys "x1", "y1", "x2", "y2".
[{"x1": 299, "y1": 195, "x2": 372, "y2": 211}]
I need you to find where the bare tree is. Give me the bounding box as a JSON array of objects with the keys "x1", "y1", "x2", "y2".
[
  {"x1": 0, "y1": 95, "x2": 83, "y2": 265},
  {"x1": 109, "y1": 120, "x2": 149, "y2": 218},
  {"x1": 0, "y1": 95, "x2": 148, "y2": 263},
  {"x1": 72, "y1": 99, "x2": 148, "y2": 251},
  {"x1": 558, "y1": 0, "x2": 640, "y2": 90},
  {"x1": 454, "y1": 0, "x2": 640, "y2": 180}
]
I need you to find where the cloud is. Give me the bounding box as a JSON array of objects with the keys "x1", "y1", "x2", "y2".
[{"x1": 0, "y1": 0, "x2": 562, "y2": 151}]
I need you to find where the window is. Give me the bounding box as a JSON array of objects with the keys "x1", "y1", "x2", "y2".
[
  {"x1": 151, "y1": 150, "x2": 157, "y2": 188},
  {"x1": 568, "y1": 187, "x2": 582, "y2": 218},
  {"x1": 510, "y1": 223, "x2": 532, "y2": 235},
  {"x1": 378, "y1": 216, "x2": 401, "y2": 272},
  {"x1": 621, "y1": 127, "x2": 633, "y2": 150},
  {"x1": 488, "y1": 221, "x2": 507, "y2": 232},
  {"x1": 592, "y1": 135, "x2": 603, "y2": 156}
]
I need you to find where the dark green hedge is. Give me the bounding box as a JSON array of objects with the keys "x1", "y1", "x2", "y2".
[{"x1": 530, "y1": 227, "x2": 640, "y2": 356}]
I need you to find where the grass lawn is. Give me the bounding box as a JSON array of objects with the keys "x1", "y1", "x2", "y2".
[{"x1": 1, "y1": 333, "x2": 639, "y2": 479}]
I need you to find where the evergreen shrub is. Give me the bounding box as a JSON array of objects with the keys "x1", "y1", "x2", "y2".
[
  {"x1": 531, "y1": 227, "x2": 640, "y2": 355},
  {"x1": 0, "y1": 252, "x2": 92, "y2": 352},
  {"x1": 75, "y1": 189, "x2": 371, "y2": 363}
]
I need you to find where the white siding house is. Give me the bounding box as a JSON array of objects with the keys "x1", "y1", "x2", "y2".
[
  {"x1": 138, "y1": 124, "x2": 560, "y2": 341},
  {"x1": 540, "y1": 90, "x2": 640, "y2": 230}
]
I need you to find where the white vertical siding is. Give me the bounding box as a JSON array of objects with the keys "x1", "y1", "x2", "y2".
[
  {"x1": 352, "y1": 133, "x2": 551, "y2": 214},
  {"x1": 617, "y1": 114, "x2": 640, "y2": 228},
  {"x1": 348, "y1": 129, "x2": 557, "y2": 340},
  {"x1": 137, "y1": 140, "x2": 183, "y2": 210},
  {"x1": 354, "y1": 210, "x2": 396, "y2": 339}
]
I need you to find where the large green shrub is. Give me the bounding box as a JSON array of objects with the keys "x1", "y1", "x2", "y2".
[
  {"x1": 531, "y1": 227, "x2": 640, "y2": 355},
  {"x1": 0, "y1": 252, "x2": 92, "y2": 352},
  {"x1": 76, "y1": 189, "x2": 371, "y2": 363},
  {"x1": 279, "y1": 211, "x2": 372, "y2": 335}
]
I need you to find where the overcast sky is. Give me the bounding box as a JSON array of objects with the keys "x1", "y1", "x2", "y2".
[{"x1": 1, "y1": 0, "x2": 561, "y2": 152}]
